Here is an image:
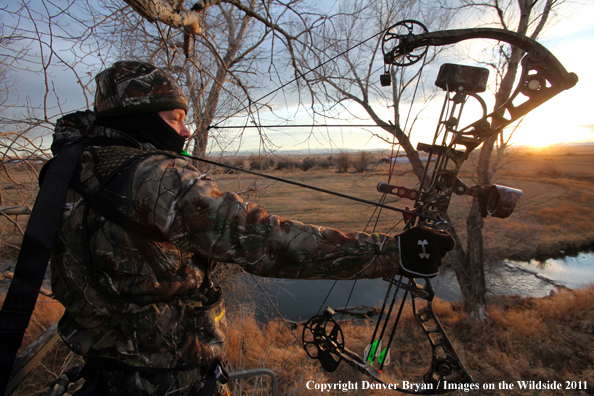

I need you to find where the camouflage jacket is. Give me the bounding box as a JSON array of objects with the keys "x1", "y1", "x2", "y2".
[{"x1": 50, "y1": 112, "x2": 401, "y2": 370}]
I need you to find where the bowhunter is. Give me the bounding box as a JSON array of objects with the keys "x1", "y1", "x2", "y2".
[{"x1": 47, "y1": 61, "x2": 454, "y2": 395}]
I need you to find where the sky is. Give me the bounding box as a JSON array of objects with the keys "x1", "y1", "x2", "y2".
[
  {"x1": 5, "y1": 0, "x2": 594, "y2": 154},
  {"x1": 277, "y1": 1, "x2": 594, "y2": 153},
  {"x1": 503, "y1": 2, "x2": 594, "y2": 147}
]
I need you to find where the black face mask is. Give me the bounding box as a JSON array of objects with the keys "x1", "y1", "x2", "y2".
[{"x1": 94, "y1": 112, "x2": 186, "y2": 153}]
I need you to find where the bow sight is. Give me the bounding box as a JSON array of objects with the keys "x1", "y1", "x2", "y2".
[{"x1": 378, "y1": 62, "x2": 525, "y2": 223}]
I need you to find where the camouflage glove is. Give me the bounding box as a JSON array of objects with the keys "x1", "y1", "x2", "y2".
[{"x1": 396, "y1": 227, "x2": 455, "y2": 278}]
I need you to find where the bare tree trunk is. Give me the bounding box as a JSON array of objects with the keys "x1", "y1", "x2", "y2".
[
  {"x1": 462, "y1": 196, "x2": 488, "y2": 319},
  {"x1": 391, "y1": 120, "x2": 425, "y2": 181},
  {"x1": 191, "y1": 4, "x2": 252, "y2": 162},
  {"x1": 460, "y1": 0, "x2": 554, "y2": 320}
]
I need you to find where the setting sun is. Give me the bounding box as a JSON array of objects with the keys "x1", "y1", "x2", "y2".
[
  {"x1": 502, "y1": 33, "x2": 594, "y2": 148},
  {"x1": 506, "y1": 90, "x2": 593, "y2": 148}
]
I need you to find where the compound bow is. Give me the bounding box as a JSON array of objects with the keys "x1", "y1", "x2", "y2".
[{"x1": 299, "y1": 19, "x2": 578, "y2": 394}]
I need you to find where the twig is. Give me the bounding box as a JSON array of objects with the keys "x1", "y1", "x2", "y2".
[
  {"x1": 0, "y1": 240, "x2": 21, "y2": 250},
  {"x1": 0, "y1": 206, "x2": 32, "y2": 215},
  {"x1": 32, "y1": 315, "x2": 48, "y2": 332},
  {"x1": 0, "y1": 211, "x2": 25, "y2": 236}
]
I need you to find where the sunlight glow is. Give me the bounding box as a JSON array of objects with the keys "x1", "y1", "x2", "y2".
[{"x1": 505, "y1": 34, "x2": 594, "y2": 148}]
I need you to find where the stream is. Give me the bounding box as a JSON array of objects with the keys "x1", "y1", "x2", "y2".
[
  {"x1": 2, "y1": 252, "x2": 593, "y2": 322},
  {"x1": 251, "y1": 252, "x2": 594, "y2": 321}
]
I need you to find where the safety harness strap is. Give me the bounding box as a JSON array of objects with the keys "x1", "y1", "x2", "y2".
[
  {"x1": 0, "y1": 136, "x2": 144, "y2": 395},
  {"x1": 0, "y1": 141, "x2": 85, "y2": 396},
  {"x1": 69, "y1": 177, "x2": 166, "y2": 242},
  {"x1": 196, "y1": 359, "x2": 229, "y2": 396}
]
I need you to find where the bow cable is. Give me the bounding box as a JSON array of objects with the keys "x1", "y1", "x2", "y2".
[
  {"x1": 179, "y1": 150, "x2": 437, "y2": 361},
  {"x1": 209, "y1": 124, "x2": 383, "y2": 129},
  {"x1": 184, "y1": 153, "x2": 438, "y2": 220},
  {"x1": 314, "y1": 33, "x2": 430, "y2": 326},
  {"x1": 358, "y1": 53, "x2": 430, "y2": 370}
]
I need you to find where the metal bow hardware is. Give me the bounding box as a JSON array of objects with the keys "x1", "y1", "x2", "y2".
[
  {"x1": 377, "y1": 20, "x2": 578, "y2": 226},
  {"x1": 301, "y1": 20, "x2": 578, "y2": 394},
  {"x1": 303, "y1": 279, "x2": 471, "y2": 394}
]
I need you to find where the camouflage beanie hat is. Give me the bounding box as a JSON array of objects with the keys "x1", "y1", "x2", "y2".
[{"x1": 94, "y1": 61, "x2": 188, "y2": 118}]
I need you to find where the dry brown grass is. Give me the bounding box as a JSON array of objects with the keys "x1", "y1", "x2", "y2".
[
  {"x1": 0, "y1": 162, "x2": 41, "y2": 260},
  {"x1": 210, "y1": 145, "x2": 594, "y2": 262},
  {"x1": 208, "y1": 286, "x2": 594, "y2": 395},
  {"x1": 6, "y1": 287, "x2": 594, "y2": 395},
  {"x1": 458, "y1": 287, "x2": 594, "y2": 395},
  {"x1": 1, "y1": 294, "x2": 75, "y2": 396},
  {"x1": 10, "y1": 145, "x2": 594, "y2": 262},
  {"x1": 10, "y1": 339, "x2": 82, "y2": 396},
  {"x1": 0, "y1": 294, "x2": 64, "y2": 354}
]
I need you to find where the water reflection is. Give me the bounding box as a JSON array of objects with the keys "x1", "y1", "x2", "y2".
[
  {"x1": 251, "y1": 252, "x2": 594, "y2": 322},
  {"x1": 2, "y1": 252, "x2": 592, "y2": 322},
  {"x1": 506, "y1": 253, "x2": 594, "y2": 289}
]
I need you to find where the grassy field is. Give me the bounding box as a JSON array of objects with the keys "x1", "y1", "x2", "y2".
[
  {"x1": 9, "y1": 286, "x2": 594, "y2": 395},
  {"x1": 211, "y1": 145, "x2": 594, "y2": 262}
]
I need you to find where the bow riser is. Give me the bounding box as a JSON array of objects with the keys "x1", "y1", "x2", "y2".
[
  {"x1": 457, "y1": 55, "x2": 577, "y2": 144},
  {"x1": 385, "y1": 46, "x2": 577, "y2": 225},
  {"x1": 408, "y1": 279, "x2": 473, "y2": 389}
]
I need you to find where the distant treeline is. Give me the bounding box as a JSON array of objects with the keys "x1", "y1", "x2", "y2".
[{"x1": 221, "y1": 151, "x2": 377, "y2": 173}]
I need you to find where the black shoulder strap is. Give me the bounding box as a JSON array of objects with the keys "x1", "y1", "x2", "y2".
[
  {"x1": 0, "y1": 138, "x2": 183, "y2": 394},
  {"x1": 0, "y1": 141, "x2": 85, "y2": 396}
]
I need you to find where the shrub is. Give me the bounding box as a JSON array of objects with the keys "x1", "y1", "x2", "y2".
[
  {"x1": 231, "y1": 157, "x2": 246, "y2": 168},
  {"x1": 353, "y1": 150, "x2": 371, "y2": 173},
  {"x1": 275, "y1": 157, "x2": 297, "y2": 172},
  {"x1": 248, "y1": 154, "x2": 274, "y2": 171},
  {"x1": 535, "y1": 163, "x2": 563, "y2": 178},
  {"x1": 334, "y1": 151, "x2": 350, "y2": 172},
  {"x1": 219, "y1": 156, "x2": 246, "y2": 174},
  {"x1": 317, "y1": 158, "x2": 333, "y2": 169},
  {"x1": 300, "y1": 158, "x2": 316, "y2": 171}
]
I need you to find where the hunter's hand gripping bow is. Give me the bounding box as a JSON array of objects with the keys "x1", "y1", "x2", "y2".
[{"x1": 301, "y1": 20, "x2": 578, "y2": 394}]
